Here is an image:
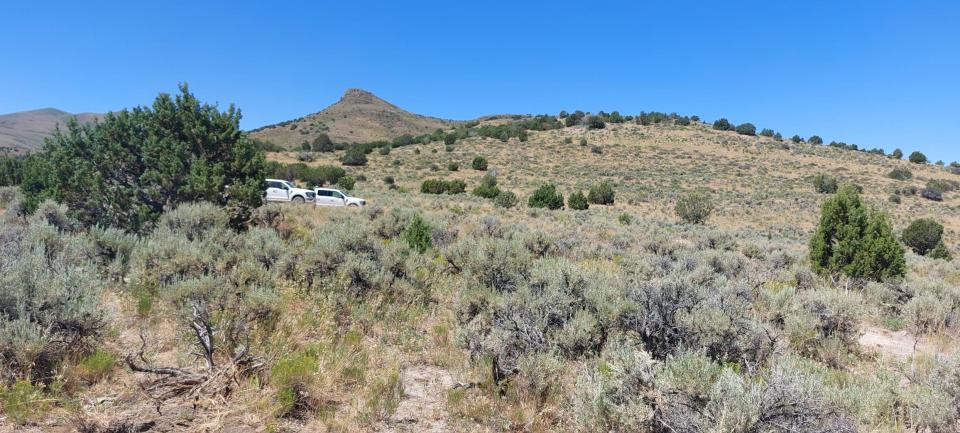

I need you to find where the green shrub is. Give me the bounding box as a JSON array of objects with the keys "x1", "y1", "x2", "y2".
[
  {"x1": 587, "y1": 116, "x2": 606, "y2": 130},
  {"x1": 887, "y1": 167, "x2": 913, "y2": 180},
  {"x1": 618, "y1": 213, "x2": 632, "y2": 225},
  {"x1": 494, "y1": 191, "x2": 519, "y2": 209},
  {"x1": 713, "y1": 118, "x2": 733, "y2": 131},
  {"x1": 809, "y1": 185, "x2": 905, "y2": 281},
  {"x1": 675, "y1": 190, "x2": 715, "y2": 224},
  {"x1": 587, "y1": 181, "x2": 615, "y2": 205},
  {"x1": 311, "y1": 133, "x2": 334, "y2": 152},
  {"x1": 28, "y1": 85, "x2": 264, "y2": 232},
  {"x1": 378, "y1": 145, "x2": 391, "y2": 155},
  {"x1": 568, "y1": 191, "x2": 589, "y2": 210},
  {"x1": 791, "y1": 134, "x2": 803, "y2": 143},
  {"x1": 342, "y1": 145, "x2": 368, "y2": 166},
  {"x1": 338, "y1": 175, "x2": 356, "y2": 191},
  {"x1": 928, "y1": 241, "x2": 952, "y2": 261},
  {"x1": 420, "y1": 179, "x2": 465, "y2": 195},
  {"x1": 447, "y1": 162, "x2": 459, "y2": 171},
  {"x1": 528, "y1": 183, "x2": 564, "y2": 210},
  {"x1": 892, "y1": 148, "x2": 903, "y2": 159},
  {"x1": 735, "y1": 123, "x2": 756, "y2": 136},
  {"x1": 403, "y1": 215, "x2": 432, "y2": 253},
  {"x1": 809, "y1": 135, "x2": 824, "y2": 145},
  {"x1": 909, "y1": 151, "x2": 928, "y2": 164},
  {"x1": 579, "y1": 137, "x2": 588, "y2": 146},
  {"x1": 472, "y1": 174, "x2": 501, "y2": 199},
  {"x1": 812, "y1": 174, "x2": 838, "y2": 194},
  {"x1": 922, "y1": 185, "x2": 944, "y2": 201},
  {"x1": 271, "y1": 351, "x2": 319, "y2": 417},
  {"x1": 75, "y1": 349, "x2": 117, "y2": 383},
  {"x1": 472, "y1": 156, "x2": 488, "y2": 171},
  {"x1": 0, "y1": 380, "x2": 50, "y2": 425},
  {"x1": 902, "y1": 218, "x2": 944, "y2": 255},
  {"x1": 444, "y1": 133, "x2": 457, "y2": 145},
  {"x1": 760, "y1": 128, "x2": 775, "y2": 137}
]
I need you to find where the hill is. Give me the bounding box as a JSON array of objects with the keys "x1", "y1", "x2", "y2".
[
  {"x1": 2, "y1": 100, "x2": 960, "y2": 432},
  {"x1": 248, "y1": 88, "x2": 459, "y2": 148},
  {"x1": 0, "y1": 108, "x2": 100, "y2": 155}
]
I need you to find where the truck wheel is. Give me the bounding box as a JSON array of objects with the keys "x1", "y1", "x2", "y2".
[
  {"x1": 292, "y1": 196, "x2": 305, "y2": 204},
  {"x1": 348, "y1": 203, "x2": 359, "y2": 207}
]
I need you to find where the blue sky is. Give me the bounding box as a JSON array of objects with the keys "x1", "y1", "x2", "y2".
[{"x1": 3, "y1": 0, "x2": 959, "y2": 162}]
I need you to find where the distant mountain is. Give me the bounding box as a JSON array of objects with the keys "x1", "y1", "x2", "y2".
[
  {"x1": 0, "y1": 108, "x2": 100, "y2": 155},
  {"x1": 249, "y1": 88, "x2": 458, "y2": 149}
]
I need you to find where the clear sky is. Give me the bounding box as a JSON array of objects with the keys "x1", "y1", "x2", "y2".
[{"x1": 3, "y1": 0, "x2": 959, "y2": 162}]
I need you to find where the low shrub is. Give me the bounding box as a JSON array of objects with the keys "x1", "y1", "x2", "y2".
[
  {"x1": 812, "y1": 174, "x2": 838, "y2": 194},
  {"x1": 338, "y1": 176, "x2": 356, "y2": 191},
  {"x1": 587, "y1": 181, "x2": 615, "y2": 205},
  {"x1": 909, "y1": 151, "x2": 928, "y2": 164},
  {"x1": 928, "y1": 241, "x2": 952, "y2": 261},
  {"x1": 494, "y1": 191, "x2": 519, "y2": 209},
  {"x1": 472, "y1": 156, "x2": 488, "y2": 171},
  {"x1": 472, "y1": 174, "x2": 501, "y2": 199},
  {"x1": 403, "y1": 215, "x2": 432, "y2": 254},
  {"x1": 528, "y1": 184, "x2": 564, "y2": 210},
  {"x1": 713, "y1": 118, "x2": 733, "y2": 131},
  {"x1": 568, "y1": 191, "x2": 589, "y2": 210},
  {"x1": 887, "y1": 167, "x2": 913, "y2": 180},
  {"x1": 447, "y1": 162, "x2": 459, "y2": 171},
  {"x1": 341, "y1": 145, "x2": 368, "y2": 166},
  {"x1": 735, "y1": 123, "x2": 756, "y2": 136},
  {"x1": 421, "y1": 179, "x2": 466, "y2": 195},
  {"x1": 675, "y1": 190, "x2": 715, "y2": 224}
]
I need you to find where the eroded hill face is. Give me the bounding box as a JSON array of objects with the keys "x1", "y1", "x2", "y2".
[
  {"x1": 0, "y1": 108, "x2": 100, "y2": 155},
  {"x1": 249, "y1": 88, "x2": 457, "y2": 148}
]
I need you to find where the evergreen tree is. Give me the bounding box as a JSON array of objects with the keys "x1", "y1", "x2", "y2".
[
  {"x1": 34, "y1": 84, "x2": 264, "y2": 232},
  {"x1": 809, "y1": 185, "x2": 905, "y2": 281}
]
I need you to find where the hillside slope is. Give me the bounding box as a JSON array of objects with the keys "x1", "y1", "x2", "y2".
[
  {"x1": 0, "y1": 108, "x2": 100, "y2": 155},
  {"x1": 249, "y1": 88, "x2": 458, "y2": 148}
]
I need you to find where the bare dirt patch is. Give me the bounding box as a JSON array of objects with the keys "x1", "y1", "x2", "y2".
[{"x1": 375, "y1": 365, "x2": 455, "y2": 433}]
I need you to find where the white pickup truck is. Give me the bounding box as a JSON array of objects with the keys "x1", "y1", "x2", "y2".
[
  {"x1": 264, "y1": 179, "x2": 316, "y2": 203},
  {"x1": 314, "y1": 188, "x2": 366, "y2": 207}
]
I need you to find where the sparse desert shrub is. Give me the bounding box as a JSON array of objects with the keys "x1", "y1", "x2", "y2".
[
  {"x1": 342, "y1": 145, "x2": 368, "y2": 166},
  {"x1": 447, "y1": 162, "x2": 459, "y2": 171},
  {"x1": 472, "y1": 156, "x2": 488, "y2": 171},
  {"x1": 588, "y1": 181, "x2": 615, "y2": 205},
  {"x1": 528, "y1": 183, "x2": 564, "y2": 210},
  {"x1": 892, "y1": 148, "x2": 904, "y2": 159},
  {"x1": 809, "y1": 135, "x2": 824, "y2": 145},
  {"x1": 809, "y1": 185, "x2": 905, "y2": 281},
  {"x1": 813, "y1": 174, "x2": 839, "y2": 194},
  {"x1": 378, "y1": 145, "x2": 391, "y2": 155},
  {"x1": 570, "y1": 337, "x2": 655, "y2": 432},
  {"x1": 618, "y1": 213, "x2": 632, "y2": 225},
  {"x1": 590, "y1": 145, "x2": 603, "y2": 155},
  {"x1": 902, "y1": 218, "x2": 944, "y2": 255},
  {"x1": 791, "y1": 134, "x2": 803, "y2": 143},
  {"x1": 74, "y1": 349, "x2": 117, "y2": 384},
  {"x1": 494, "y1": 191, "x2": 519, "y2": 209},
  {"x1": 887, "y1": 167, "x2": 913, "y2": 180},
  {"x1": 735, "y1": 123, "x2": 756, "y2": 136},
  {"x1": 296, "y1": 151, "x2": 315, "y2": 162},
  {"x1": 909, "y1": 151, "x2": 928, "y2": 164},
  {"x1": 472, "y1": 174, "x2": 501, "y2": 199},
  {"x1": 675, "y1": 190, "x2": 715, "y2": 224},
  {"x1": 271, "y1": 350, "x2": 319, "y2": 417},
  {"x1": 921, "y1": 184, "x2": 944, "y2": 201},
  {"x1": 403, "y1": 215, "x2": 432, "y2": 254},
  {"x1": 579, "y1": 137, "x2": 588, "y2": 146},
  {"x1": 0, "y1": 380, "x2": 51, "y2": 425},
  {"x1": 568, "y1": 191, "x2": 589, "y2": 210},
  {"x1": 760, "y1": 128, "x2": 775, "y2": 137}
]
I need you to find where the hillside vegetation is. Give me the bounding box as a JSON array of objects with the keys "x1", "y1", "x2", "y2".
[
  {"x1": 249, "y1": 88, "x2": 458, "y2": 148},
  {"x1": 0, "y1": 109, "x2": 100, "y2": 155},
  {"x1": 0, "y1": 88, "x2": 959, "y2": 432}
]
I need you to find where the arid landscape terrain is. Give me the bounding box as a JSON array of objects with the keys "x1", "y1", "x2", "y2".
[{"x1": 0, "y1": 88, "x2": 958, "y2": 433}]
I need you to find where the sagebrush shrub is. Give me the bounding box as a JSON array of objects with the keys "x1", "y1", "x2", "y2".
[
  {"x1": 929, "y1": 241, "x2": 952, "y2": 261},
  {"x1": 494, "y1": 191, "x2": 519, "y2": 209},
  {"x1": 812, "y1": 174, "x2": 838, "y2": 194},
  {"x1": 675, "y1": 190, "x2": 714, "y2": 224}
]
